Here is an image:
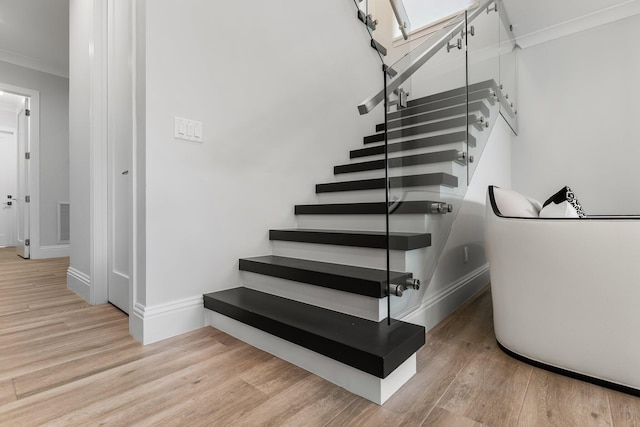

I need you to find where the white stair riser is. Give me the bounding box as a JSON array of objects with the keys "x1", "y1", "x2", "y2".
[
  {"x1": 350, "y1": 141, "x2": 466, "y2": 163},
  {"x1": 296, "y1": 214, "x2": 428, "y2": 233},
  {"x1": 315, "y1": 186, "x2": 462, "y2": 204},
  {"x1": 332, "y1": 162, "x2": 466, "y2": 183},
  {"x1": 271, "y1": 240, "x2": 408, "y2": 270},
  {"x1": 241, "y1": 272, "x2": 386, "y2": 322}
]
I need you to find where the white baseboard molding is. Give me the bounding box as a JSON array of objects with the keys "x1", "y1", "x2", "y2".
[
  {"x1": 205, "y1": 310, "x2": 417, "y2": 405},
  {"x1": 131, "y1": 296, "x2": 205, "y2": 345},
  {"x1": 402, "y1": 264, "x2": 490, "y2": 330},
  {"x1": 33, "y1": 244, "x2": 70, "y2": 259},
  {"x1": 517, "y1": 0, "x2": 640, "y2": 49},
  {"x1": 67, "y1": 267, "x2": 91, "y2": 302}
]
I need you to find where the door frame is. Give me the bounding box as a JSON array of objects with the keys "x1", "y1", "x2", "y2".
[{"x1": 0, "y1": 83, "x2": 40, "y2": 258}]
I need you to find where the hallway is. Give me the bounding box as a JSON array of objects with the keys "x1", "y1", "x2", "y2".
[{"x1": 0, "y1": 247, "x2": 638, "y2": 425}]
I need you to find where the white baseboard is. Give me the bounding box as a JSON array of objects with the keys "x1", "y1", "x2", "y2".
[
  {"x1": 205, "y1": 310, "x2": 417, "y2": 405},
  {"x1": 67, "y1": 266, "x2": 91, "y2": 302},
  {"x1": 33, "y1": 244, "x2": 70, "y2": 259},
  {"x1": 131, "y1": 296, "x2": 205, "y2": 344},
  {"x1": 402, "y1": 264, "x2": 490, "y2": 330}
]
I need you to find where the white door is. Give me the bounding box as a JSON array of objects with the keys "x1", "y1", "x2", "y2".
[
  {"x1": 16, "y1": 100, "x2": 30, "y2": 259},
  {"x1": 107, "y1": 0, "x2": 132, "y2": 313},
  {"x1": 0, "y1": 129, "x2": 17, "y2": 247}
]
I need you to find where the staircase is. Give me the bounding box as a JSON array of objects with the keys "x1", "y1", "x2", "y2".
[{"x1": 203, "y1": 78, "x2": 504, "y2": 404}]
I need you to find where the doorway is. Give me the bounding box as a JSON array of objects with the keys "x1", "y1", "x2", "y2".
[{"x1": 0, "y1": 89, "x2": 33, "y2": 258}]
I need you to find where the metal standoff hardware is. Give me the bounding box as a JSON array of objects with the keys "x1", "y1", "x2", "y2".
[
  {"x1": 487, "y1": 3, "x2": 498, "y2": 13},
  {"x1": 429, "y1": 202, "x2": 453, "y2": 214},
  {"x1": 463, "y1": 25, "x2": 475, "y2": 37},
  {"x1": 389, "y1": 284, "x2": 404, "y2": 297},
  {"x1": 447, "y1": 38, "x2": 462, "y2": 52},
  {"x1": 405, "y1": 278, "x2": 420, "y2": 290}
]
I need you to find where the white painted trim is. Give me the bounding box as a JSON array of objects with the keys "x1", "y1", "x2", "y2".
[
  {"x1": 516, "y1": 0, "x2": 640, "y2": 49},
  {"x1": 205, "y1": 310, "x2": 417, "y2": 405},
  {"x1": 37, "y1": 244, "x2": 70, "y2": 259},
  {"x1": 132, "y1": 296, "x2": 205, "y2": 344},
  {"x1": 67, "y1": 266, "x2": 91, "y2": 302},
  {"x1": 130, "y1": 0, "x2": 145, "y2": 344},
  {"x1": 401, "y1": 264, "x2": 490, "y2": 330},
  {"x1": 89, "y1": 0, "x2": 109, "y2": 306},
  {"x1": 0, "y1": 49, "x2": 69, "y2": 79}
]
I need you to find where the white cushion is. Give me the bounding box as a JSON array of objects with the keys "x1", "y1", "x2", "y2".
[
  {"x1": 493, "y1": 187, "x2": 542, "y2": 218},
  {"x1": 539, "y1": 201, "x2": 580, "y2": 218}
]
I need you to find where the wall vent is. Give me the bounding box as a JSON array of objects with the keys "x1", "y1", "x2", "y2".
[{"x1": 58, "y1": 202, "x2": 70, "y2": 244}]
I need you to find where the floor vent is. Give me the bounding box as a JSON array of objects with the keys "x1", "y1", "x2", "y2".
[{"x1": 58, "y1": 202, "x2": 70, "y2": 244}]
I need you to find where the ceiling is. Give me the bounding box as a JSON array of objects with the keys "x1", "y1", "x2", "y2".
[
  {"x1": 0, "y1": 0, "x2": 69, "y2": 78},
  {"x1": 503, "y1": 0, "x2": 637, "y2": 40}
]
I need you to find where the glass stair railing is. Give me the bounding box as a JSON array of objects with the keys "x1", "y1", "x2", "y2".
[{"x1": 353, "y1": 0, "x2": 517, "y2": 321}]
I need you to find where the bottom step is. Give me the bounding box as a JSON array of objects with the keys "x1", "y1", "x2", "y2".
[{"x1": 203, "y1": 288, "x2": 425, "y2": 378}]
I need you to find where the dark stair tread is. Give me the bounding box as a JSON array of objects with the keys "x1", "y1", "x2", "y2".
[
  {"x1": 203, "y1": 287, "x2": 425, "y2": 378},
  {"x1": 315, "y1": 172, "x2": 458, "y2": 193},
  {"x1": 335, "y1": 149, "x2": 462, "y2": 175},
  {"x1": 404, "y1": 79, "x2": 496, "y2": 110},
  {"x1": 269, "y1": 229, "x2": 431, "y2": 250},
  {"x1": 364, "y1": 116, "x2": 474, "y2": 144},
  {"x1": 376, "y1": 101, "x2": 489, "y2": 132},
  {"x1": 295, "y1": 200, "x2": 446, "y2": 215},
  {"x1": 240, "y1": 255, "x2": 411, "y2": 298},
  {"x1": 351, "y1": 132, "x2": 475, "y2": 159},
  {"x1": 386, "y1": 89, "x2": 495, "y2": 123}
]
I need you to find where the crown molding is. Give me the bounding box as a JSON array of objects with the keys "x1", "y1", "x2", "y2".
[
  {"x1": 516, "y1": 0, "x2": 640, "y2": 49},
  {"x1": 0, "y1": 48, "x2": 68, "y2": 78}
]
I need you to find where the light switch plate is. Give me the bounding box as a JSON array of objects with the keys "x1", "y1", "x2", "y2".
[{"x1": 174, "y1": 117, "x2": 203, "y2": 142}]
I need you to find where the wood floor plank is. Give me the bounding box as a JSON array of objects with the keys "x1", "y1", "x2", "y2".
[
  {"x1": 325, "y1": 398, "x2": 406, "y2": 427},
  {"x1": 608, "y1": 389, "x2": 640, "y2": 427},
  {"x1": 381, "y1": 335, "x2": 476, "y2": 424},
  {"x1": 238, "y1": 355, "x2": 311, "y2": 395},
  {"x1": 0, "y1": 330, "x2": 223, "y2": 424},
  {"x1": 518, "y1": 368, "x2": 614, "y2": 427},
  {"x1": 428, "y1": 287, "x2": 494, "y2": 348},
  {"x1": 437, "y1": 330, "x2": 532, "y2": 426},
  {"x1": 234, "y1": 374, "x2": 358, "y2": 426},
  {"x1": 47, "y1": 345, "x2": 273, "y2": 426},
  {"x1": 422, "y1": 407, "x2": 484, "y2": 426},
  {"x1": 0, "y1": 381, "x2": 16, "y2": 406}
]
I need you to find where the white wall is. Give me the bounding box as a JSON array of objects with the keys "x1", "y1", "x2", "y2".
[
  {"x1": 0, "y1": 60, "x2": 69, "y2": 252},
  {"x1": 135, "y1": 0, "x2": 384, "y2": 341},
  {"x1": 512, "y1": 13, "x2": 640, "y2": 214},
  {"x1": 405, "y1": 116, "x2": 512, "y2": 328}
]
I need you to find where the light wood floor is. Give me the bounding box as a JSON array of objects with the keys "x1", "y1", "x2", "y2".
[{"x1": 0, "y1": 247, "x2": 639, "y2": 426}]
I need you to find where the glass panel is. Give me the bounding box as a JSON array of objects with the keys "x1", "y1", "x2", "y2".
[
  {"x1": 466, "y1": 3, "x2": 500, "y2": 183},
  {"x1": 383, "y1": 17, "x2": 469, "y2": 320},
  {"x1": 499, "y1": 4, "x2": 518, "y2": 133}
]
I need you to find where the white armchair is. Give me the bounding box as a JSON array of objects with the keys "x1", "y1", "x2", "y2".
[{"x1": 485, "y1": 185, "x2": 640, "y2": 394}]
